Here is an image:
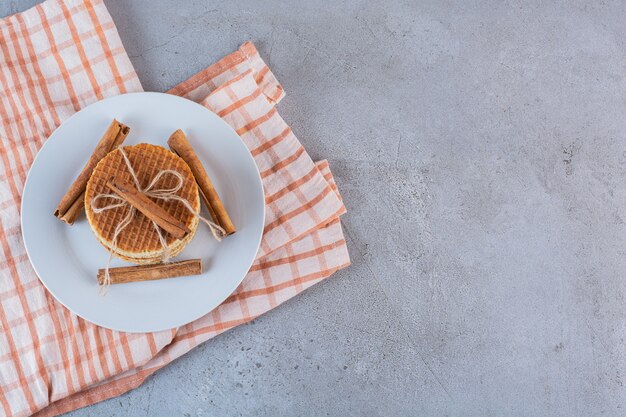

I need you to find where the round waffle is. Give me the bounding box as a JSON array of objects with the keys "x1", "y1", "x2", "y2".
[{"x1": 85, "y1": 143, "x2": 200, "y2": 264}]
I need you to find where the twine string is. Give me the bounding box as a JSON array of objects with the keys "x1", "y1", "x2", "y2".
[{"x1": 91, "y1": 148, "x2": 225, "y2": 293}]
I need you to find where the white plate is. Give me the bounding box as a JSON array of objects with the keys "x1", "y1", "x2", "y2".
[{"x1": 21, "y1": 92, "x2": 265, "y2": 333}]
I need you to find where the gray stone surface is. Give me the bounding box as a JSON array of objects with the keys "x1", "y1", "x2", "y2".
[{"x1": 3, "y1": 0, "x2": 626, "y2": 415}]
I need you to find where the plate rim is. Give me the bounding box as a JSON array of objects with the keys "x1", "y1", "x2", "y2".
[{"x1": 20, "y1": 91, "x2": 265, "y2": 333}]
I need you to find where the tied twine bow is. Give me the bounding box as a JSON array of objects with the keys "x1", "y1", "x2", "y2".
[{"x1": 92, "y1": 148, "x2": 225, "y2": 293}]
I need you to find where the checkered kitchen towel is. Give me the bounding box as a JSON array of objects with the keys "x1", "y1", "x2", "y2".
[{"x1": 0, "y1": 0, "x2": 350, "y2": 415}]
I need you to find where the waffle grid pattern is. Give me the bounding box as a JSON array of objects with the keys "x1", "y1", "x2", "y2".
[{"x1": 85, "y1": 143, "x2": 200, "y2": 255}]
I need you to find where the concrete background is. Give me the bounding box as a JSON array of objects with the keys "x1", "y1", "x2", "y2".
[{"x1": 3, "y1": 0, "x2": 626, "y2": 415}]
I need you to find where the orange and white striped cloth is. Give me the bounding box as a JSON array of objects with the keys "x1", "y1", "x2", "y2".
[{"x1": 0, "y1": 0, "x2": 350, "y2": 415}]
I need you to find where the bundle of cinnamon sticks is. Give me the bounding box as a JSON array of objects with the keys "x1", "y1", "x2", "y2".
[{"x1": 55, "y1": 120, "x2": 236, "y2": 285}]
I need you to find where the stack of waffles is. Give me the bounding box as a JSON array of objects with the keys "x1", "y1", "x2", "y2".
[{"x1": 84, "y1": 143, "x2": 200, "y2": 264}]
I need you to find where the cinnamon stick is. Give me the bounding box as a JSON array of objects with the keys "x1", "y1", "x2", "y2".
[
  {"x1": 58, "y1": 191, "x2": 85, "y2": 223},
  {"x1": 97, "y1": 259, "x2": 202, "y2": 285},
  {"x1": 54, "y1": 119, "x2": 130, "y2": 224},
  {"x1": 167, "y1": 129, "x2": 236, "y2": 235},
  {"x1": 107, "y1": 177, "x2": 190, "y2": 239}
]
